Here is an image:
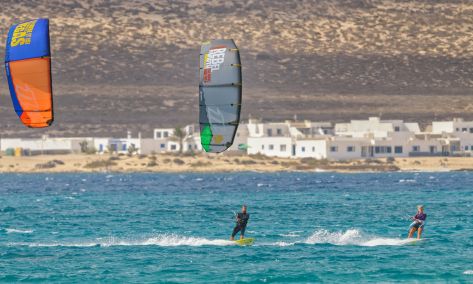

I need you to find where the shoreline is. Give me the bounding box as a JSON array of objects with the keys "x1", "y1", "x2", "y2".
[{"x1": 0, "y1": 154, "x2": 472, "y2": 174}]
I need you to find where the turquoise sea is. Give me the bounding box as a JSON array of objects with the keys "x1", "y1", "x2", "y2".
[{"x1": 0, "y1": 172, "x2": 472, "y2": 283}]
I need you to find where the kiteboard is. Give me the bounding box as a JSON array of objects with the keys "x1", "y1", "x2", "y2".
[{"x1": 234, "y1": 238, "x2": 254, "y2": 246}]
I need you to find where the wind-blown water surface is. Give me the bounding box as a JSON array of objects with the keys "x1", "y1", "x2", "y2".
[{"x1": 0, "y1": 172, "x2": 472, "y2": 282}]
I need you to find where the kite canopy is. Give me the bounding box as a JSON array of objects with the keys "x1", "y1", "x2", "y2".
[
  {"x1": 5, "y1": 18, "x2": 54, "y2": 128},
  {"x1": 199, "y1": 39, "x2": 242, "y2": 153}
]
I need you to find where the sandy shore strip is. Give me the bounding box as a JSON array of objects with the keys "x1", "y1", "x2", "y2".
[{"x1": 0, "y1": 154, "x2": 472, "y2": 173}]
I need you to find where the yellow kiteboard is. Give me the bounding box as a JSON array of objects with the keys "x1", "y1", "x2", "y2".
[{"x1": 234, "y1": 238, "x2": 255, "y2": 246}]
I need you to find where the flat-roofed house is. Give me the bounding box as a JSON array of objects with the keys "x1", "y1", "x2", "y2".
[{"x1": 431, "y1": 118, "x2": 473, "y2": 153}]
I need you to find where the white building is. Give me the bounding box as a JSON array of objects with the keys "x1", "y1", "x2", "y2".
[
  {"x1": 335, "y1": 117, "x2": 420, "y2": 138},
  {"x1": 3, "y1": 117, "x2": 472, "y2": 160},
  {"x1": 182, "y1": 124, "x2": 202, "y2": 152},
  {"x1": 431, "y1": 118, "x2": 473, "y2": 152},
  {"x1": 93, "y1": 138, "x2": 140, "y2": 154},
  {"x1": 0, "y1": 136, "x2": 85, "y2": 155},
  {"x1": 246, "y1": 119, "x2": 333, "y2": 158},
  {"x1": 333, "y1": 117, "x2": 448, "y2": 158},
  {"x1": 1, "y1": 133, "x2": 167, "y2": 156},
  {"x1": 226, "y1": 123, "x2": 250, "y2": 152},
  {"x1": 246, "y1": 117, "x2": 455, "y2": 160},
  {"x1": 247, "y1": 118, "x2": 294, "y2": 157},
  {"x1": 248, "y1": 136, "x2": 294, "y2": 158},
  {"x1": 152, "y1": 125, "x2": 202, "y2": 153},
  {"x1": 153, "y1": 128, "x2": 174, "y2": 139},
  {"x1": 152, "y1": 124, "x2": 248, "y2": 154},
  {"x1": 295, "y1": 137, "x2": 368, "y2": 160}
]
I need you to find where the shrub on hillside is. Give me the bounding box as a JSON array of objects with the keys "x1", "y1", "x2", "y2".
[
  {"x1": 190, "y1": 161, "x2": 211, "y2": 167},
  {"x1": 35, "y1": 161, "x2": 56, "y2": 169},
  {"x1": 240, "y1": 159, "x2": 257, "y2": 165},
  {"x1": 52, "y1": 159, "x2": 65, "y2": 165},
  {"x1": 173, "y1": 158, "x2": 185, "y2": 165},
  {"x1": 84, "y1": 160, "x2": 117, "y2": 169},
  {"x1": 249, "y1": 153, "x2": 270, "y2": 160},
  {"x1": 147, "y1": 160, "x2": 158, "y2": 167},
  {"x1": 300, "y1": 157, "x2": 328, "y2": 166}
]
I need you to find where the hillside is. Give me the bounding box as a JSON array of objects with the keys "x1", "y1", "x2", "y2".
[{"x1": 0, "y1": 0, "x2": 472, "y2": 137}]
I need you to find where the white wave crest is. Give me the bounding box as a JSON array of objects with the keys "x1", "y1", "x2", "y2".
[
  {"x1": 304, "y1": 229, "x2": 416, "y2": 247},
  {"x1": 11, "y1": 234, "x2": 235, "y2": 248},
  {"x1": 279, "y1": 232, "x2": 301, "y2": 238},
  {"x1": 272, "y1": 241, "x2": 296, "y2": 247},
  {"x1": 6, "y1": 228, "x2": 33, "y2": 234},
  {"x1": 464, "y1": 270, "x2": 473, "y2": 275},
  {"x1": 137, "y1": 234, "x2": 234, "y2": 247},
  {"x1": 399, "y1": 179, "x2": 416, "y2": 183}
]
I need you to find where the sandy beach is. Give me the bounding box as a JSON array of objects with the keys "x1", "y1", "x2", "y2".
[{"x1": 0, "y1": 153, "x2": 472, "y2": 173}]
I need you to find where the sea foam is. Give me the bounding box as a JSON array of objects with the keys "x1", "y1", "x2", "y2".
[
  {"x1": 12, "y1": 234, "x2": 235, "y2": 248},
  {"x1": 6, "y1": 228, "x2": 33, "y2": 234},
  {"x1": 464, "y1": 270, "x2": 473, "y2": 275},
  {"x1": 304, "y1": 229, "x2": 415, "y2": 247}
]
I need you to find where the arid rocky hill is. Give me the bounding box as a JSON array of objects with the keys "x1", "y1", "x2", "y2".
[{"x1": 0, "y1": 0, "x2": 472, "y2": 137}]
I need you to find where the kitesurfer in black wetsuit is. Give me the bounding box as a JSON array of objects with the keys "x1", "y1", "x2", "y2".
[{"x1": 230, "y1": 205, "x2": 250, "y2": 240}]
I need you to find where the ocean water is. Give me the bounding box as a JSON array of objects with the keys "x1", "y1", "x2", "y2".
[{"x1": 0, "y1": 172, "x2": 472, "y2": 283}]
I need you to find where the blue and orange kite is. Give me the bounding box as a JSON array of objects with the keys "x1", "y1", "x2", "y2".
[{"x1": 5, "y1": 18, "x2": 54, "y2": 128}]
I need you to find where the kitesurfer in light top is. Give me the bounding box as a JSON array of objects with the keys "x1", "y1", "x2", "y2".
[
  {"x1": 230, "y1": 205, "x2": 250, "y2": 240},
  {"x1": 407, "y1": 205, "x2": 427, "y2": 239}
]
